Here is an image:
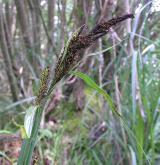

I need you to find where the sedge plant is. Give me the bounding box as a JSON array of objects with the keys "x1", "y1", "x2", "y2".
[{"x1": 17, "y1": 14, "x2": 134, "y2": 165}]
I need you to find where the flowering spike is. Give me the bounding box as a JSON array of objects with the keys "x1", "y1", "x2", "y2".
[
  {"x1": 36, "y1": 67, "x2": 50, "y2": 105},
  {"x1": 48, "y1": 14, "x2": 134, "y2": 95}
]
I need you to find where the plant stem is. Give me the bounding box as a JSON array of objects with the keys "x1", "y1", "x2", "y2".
[{"x1": 17, "y1": 106, "x2": 44, "y2": 165}]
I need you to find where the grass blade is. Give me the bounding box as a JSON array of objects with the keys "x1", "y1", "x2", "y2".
[{"x1": 70, "y1": 71, "x2": 120, "y2": 116}]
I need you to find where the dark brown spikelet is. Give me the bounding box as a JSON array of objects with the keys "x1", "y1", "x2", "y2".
[
  {"x1": 89, "y1": 14, "x2": 134, "y2": 36},
  {"x1": 36, "y1": 67, "x2": 50, "y2": 105},
  {"x1": 47, "y1": 25, "x2": 86, "y2": 95},
  {"x1": 48, "y1": 14, "x2": 134, "y2": 95}
]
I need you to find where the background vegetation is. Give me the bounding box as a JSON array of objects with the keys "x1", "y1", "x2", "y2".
[{"x1": 0, "y1": 0, "x2": 159, "y2": 164}]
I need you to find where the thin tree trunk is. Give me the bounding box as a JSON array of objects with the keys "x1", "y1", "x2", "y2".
[
  {"x1": 31, "y1": 0, "x2": 41, "y2": 57},
  {"x1": 47, "y1": 0, "x2": 55, "y2": 54},
  {"x1": 60, "y1": 0, "x2": 66, "y2": 49},
  {"x1": 0, "y1": 8, "x2": 19, "y2": 101},
  {"x1": 15, "y1": 0, "x2": 39, "y2": 76},
  {"x1": 26, "y1": 0, "x2": 41, "y2": 76},
  {"x1": 14, "y1": 0, "x2": 32, "y2": 52},
  {"x1": 5, "y1": 1, "x2": 12, "y2": 32}
]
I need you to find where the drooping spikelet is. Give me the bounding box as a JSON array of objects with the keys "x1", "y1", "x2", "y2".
[{"x1": 89, "y1": 14, "x2": 134, "y2": 36}]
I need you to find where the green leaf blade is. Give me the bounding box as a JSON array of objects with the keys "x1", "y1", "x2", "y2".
[{"x1": 70, "y1": 71, "x2": 120, "y2": 116}]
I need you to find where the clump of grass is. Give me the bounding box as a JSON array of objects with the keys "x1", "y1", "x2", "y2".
[{"x1": 17, "y1": 14, "x2": 134, "y2": 165}]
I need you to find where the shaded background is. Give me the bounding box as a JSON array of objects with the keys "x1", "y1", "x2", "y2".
[{"x1": 0, "y1": 0, "x2": 160, "y2": 164}]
